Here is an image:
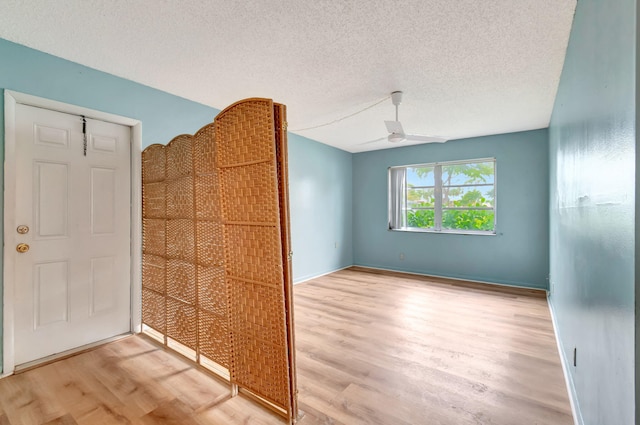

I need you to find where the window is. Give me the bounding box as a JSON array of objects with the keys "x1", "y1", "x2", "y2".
[{"x1": 389, "y1": 158, "x2": 496, "y2": 234}]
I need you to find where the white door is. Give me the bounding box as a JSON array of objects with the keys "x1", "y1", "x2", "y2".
[{"x1": 12, "y1": 104, "x2": 131, "y2": 365}]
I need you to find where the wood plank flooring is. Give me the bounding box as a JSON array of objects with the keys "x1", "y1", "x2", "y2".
[{"x1": 0, "y1": 267, "x2": 573, "y2": 424}]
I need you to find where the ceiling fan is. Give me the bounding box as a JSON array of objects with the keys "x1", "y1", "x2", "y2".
[{"x1": 361, "y1": 91, "x2": 448, "y2": 145}]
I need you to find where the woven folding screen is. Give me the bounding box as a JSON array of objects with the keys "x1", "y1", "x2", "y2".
[{"x1": 141, "y1": 99, "x2": 296, "y2": 421}]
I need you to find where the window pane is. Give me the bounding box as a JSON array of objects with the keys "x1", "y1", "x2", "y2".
[
  {"x1": 442, "y1": 209, "x2": 495, "y2": 231},
  {"x1": 407, "y1": 166, "x2": 435, "y2": 187},
  {"x1": 442, "y1": 185, "x2": 494, "y2": 208},
  {"x1": 390, "y1": 159, "x2": 496, "y2": 234},
  {"x1": 407, "y1": 209, "x2": 435, "y2": 229},
  {"x1": 407, "y1": 187, "x2": 435, "y2": 208},
  {"x1": 442, "y1": 162, "x2": 494, "y2": 185}
]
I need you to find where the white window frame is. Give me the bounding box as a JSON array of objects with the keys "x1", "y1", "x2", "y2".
[{"x1": 388, "y1": 157, "x2": 496, "y2": 235}]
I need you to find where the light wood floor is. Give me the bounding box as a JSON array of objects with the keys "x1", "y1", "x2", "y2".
[{"x1": 0, "y1": 267, "x2": 573, "y2": 424}]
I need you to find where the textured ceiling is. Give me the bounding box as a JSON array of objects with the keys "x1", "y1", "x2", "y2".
[{"x1": 0, "y1": 0, "x2": 576, "y2": 152}]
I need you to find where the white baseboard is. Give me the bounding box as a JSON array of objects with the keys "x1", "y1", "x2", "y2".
[
  {"x1": 547, "y1": 294, "x2": 583, "y2": 425},
  {"x1": 293, "y1": 265, "x2": 352, "y2": 285},
  {"x1": 352, "y1": 264, "x2": 547, "y2": 293}
]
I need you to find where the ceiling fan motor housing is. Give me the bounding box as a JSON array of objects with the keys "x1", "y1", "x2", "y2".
[
  {"x1": 391, "y1": 91, "x2": 403, "y2": 106},
  {"x1": 388, "y1": 133, "x2": 405, "y2": 143}
]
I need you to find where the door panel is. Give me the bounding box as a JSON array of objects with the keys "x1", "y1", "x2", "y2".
[
  {"x1": 35, "y1": 124, "x2": 69, "y2": 148},
  {"x1": 90, "y1": 134, "x2": 117, "y2": 153},
  {"x1": 34, "y1": 261, "x2": 69, "y2": 327},
  {"x1": 89, "y1": 256, "x2": 116, "y2": 315},
  {"x1": 35, "y1": 161, "x2": 69, "y2": 238},
  {"x1": 13, "y1": 104, "x2": 131, "y2": 366},
  {"x1": 91, "y1": 167, "x2": 116, "y2": 235}
]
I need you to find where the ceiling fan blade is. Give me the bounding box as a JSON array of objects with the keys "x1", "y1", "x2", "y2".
[
  {"x1": 405, "y1": 134, "x2": 448, "y2": 143},
  {"x1": 357, "y1": 137, "x2": 387, "y2": 145},
  {"x1": 384, "y1": 120, "x2": 404, "y2": 135}
]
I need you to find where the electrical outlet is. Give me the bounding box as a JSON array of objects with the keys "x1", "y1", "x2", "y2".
[{"x1": 399, "y1": 252, "x2": 405, "y2": 261}]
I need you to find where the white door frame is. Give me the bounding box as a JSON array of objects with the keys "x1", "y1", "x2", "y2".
[{"x1": 2, "y1": 91, "x2": 142, "y2": 376}]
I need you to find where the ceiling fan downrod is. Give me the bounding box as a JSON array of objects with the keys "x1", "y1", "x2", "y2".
[{"x1": 391, "y1": 91, "x2": 403, "y2": 122}]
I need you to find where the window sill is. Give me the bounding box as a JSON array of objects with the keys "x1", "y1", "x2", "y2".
[{"x1": 389, "y1": 227, "x2": 497, "y2": 236}]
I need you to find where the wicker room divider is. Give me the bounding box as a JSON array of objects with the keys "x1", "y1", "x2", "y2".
[{"x1": 141, "y1": 98, "x2": 298, "y2": 422}]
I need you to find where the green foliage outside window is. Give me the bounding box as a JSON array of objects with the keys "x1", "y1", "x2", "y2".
[
  {"x1": 407, "y1": 207, "x2": 494, "y2": 231},
  {"x1": 441, "y1": 209, "x2": 494, "y2": 231},
  {"x1": 407, "y1": 209, "x2": 435, "y2": 228},
  {"x1": 405, "y1": 162, "x2": 495, "y2": 232}
]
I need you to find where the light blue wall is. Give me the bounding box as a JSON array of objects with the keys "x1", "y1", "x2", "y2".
[
  {"x1": 548, "y1": 0, "x2": 636, "y2": 423},
  {"x1": 0, "y1": 38, "x2": 353, "y2": 372},
  {"x1": 636, "y1": 1, "x2": 640, "y2": 420},
  {"x1": 288, "y1": 134, "x2": 353, "y2": 282},
  {"x1": 0, "y1": 44, "x2": 218, "y2": 148},
  {"x1": 352, "y1": 129, "x2": 549, "y2": 289}
]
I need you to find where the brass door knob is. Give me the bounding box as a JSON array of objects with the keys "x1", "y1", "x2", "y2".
[{"x1": 16, "y1": 243, "x2": 29, "y2": 253}]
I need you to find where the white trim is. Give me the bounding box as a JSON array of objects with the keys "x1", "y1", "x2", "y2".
[
  {"x1": 388, "y1": 157, "x2": 497, "y2": 235},
  {"x1": 547, "y1": 294, "x2": 582, "y2": 425},
  {"x1": 293, "y1": 265, "x2": 352, "y2": 285},
  {"x1": 14, "y1": 332, "x2": 130, "y2": 373},
  {"x1": 130, "y1": 123, "x2": 142, "y2": 333},
  {"x1": 388, "y1": 157, "x2": 497, "y2": 170},
  {"x1": 388, "y1": 228, "x2": 496, "y2": 236},
  {"x1": 351, "y1": 265, "x2": 547, "y2": 293},
  {"x1": 5, "y1": 91, "x2": 140, "y2": 127},
  {"x1": 3, "y1": 91, "x2": 17, "y2": 377},
  {"x1": 2, "y1": 91, "x2": 142, "y2": 376}
]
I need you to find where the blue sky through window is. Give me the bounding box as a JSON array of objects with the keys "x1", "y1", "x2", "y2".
[
  {"x1": 406, "y1": 162, "x2": 494, "y2": 187},
  {"x1": 406, "y1": 167, "x2": 434, "y2": 187}
]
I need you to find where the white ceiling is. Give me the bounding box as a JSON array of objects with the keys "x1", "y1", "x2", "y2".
[{"x1": 0, "y1": 0, "x2": 576, "y2": 153}]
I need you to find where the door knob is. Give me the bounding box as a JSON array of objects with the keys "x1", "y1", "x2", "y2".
[{"x1": 16, "y1": 243, "x2": 29, "y2": 253}]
